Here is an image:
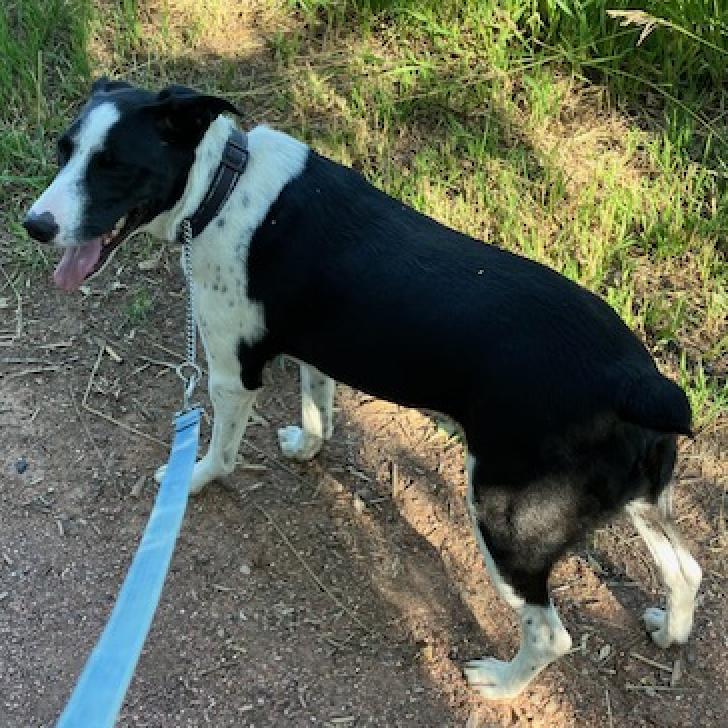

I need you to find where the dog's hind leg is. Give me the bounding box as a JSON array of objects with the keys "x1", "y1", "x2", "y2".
[
  {"x1": 156, "y1": 373, "x2": 256, "y2": 494},
  {"x1": 626, "y1": 499, "x2": 702, "y2": 648},
  {"x1": 463, "y1": 455, "x2": 573, "y2": 699},
  {"x1": 278, "y1": 363, "x2": 335, "y2": 461}
]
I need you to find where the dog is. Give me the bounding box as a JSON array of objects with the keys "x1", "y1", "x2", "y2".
[{"x1": 24, "y1": 79, "x2": 701, "y2": 700}]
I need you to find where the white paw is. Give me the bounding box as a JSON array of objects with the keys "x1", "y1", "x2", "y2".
[
  {"x1": 464, "y1": 657, "x2": 528, "y2": 700},
  {"x1": 154, "y1": 455, "x2": 228, "y2": 496},
  {"x1": 643, "y1": 607, "x2": 672, "y2": 649},
  {"x1": 277, "y1": 425, "x2": 323, "y2": 461}
]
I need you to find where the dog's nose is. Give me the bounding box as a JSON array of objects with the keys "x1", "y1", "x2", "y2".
[{"x1": 23, "y1": 211, "x2": 59, "y2": 243}]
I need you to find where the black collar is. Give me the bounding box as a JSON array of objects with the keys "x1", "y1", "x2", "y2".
[{"x1": 186, "y1": 128, "x2": 248, "y2": 238}]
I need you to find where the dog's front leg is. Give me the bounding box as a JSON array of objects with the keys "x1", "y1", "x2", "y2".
[
  {"x1": 278, "y1": 362, "x2": 335, "y2": 461},
  {"x1": 156, "y1": 374, "x2": 256, "y2": 494}
]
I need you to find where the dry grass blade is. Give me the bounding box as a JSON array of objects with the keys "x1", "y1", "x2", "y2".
[
  {"x1": 257, "y1": 505, "x2": 370, "y2": 633},
  {"x1": 605, "y1": 688, "x2": 614, "y2": 728},
  {"x1": 69, "y1": 382, "x2": 108, "y2": 474},
  {"x1": 82, "y1": 342, "x2": 166, "y2": 448},
  {"x1": 0, "y1": 265, "x2": 22, "y2": 341}
]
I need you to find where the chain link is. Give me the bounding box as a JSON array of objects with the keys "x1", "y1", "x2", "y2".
[
  {"x1": 176, "y1": 218, "x2": 201, "y2": 410},
  {"x1": 181, "y1": 219, "x2": 196, "y2": 367}
]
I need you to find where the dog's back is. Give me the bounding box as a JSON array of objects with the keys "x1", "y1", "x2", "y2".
[{"x1": 246, "y1": 150, "x2": 690, "y2": 451}]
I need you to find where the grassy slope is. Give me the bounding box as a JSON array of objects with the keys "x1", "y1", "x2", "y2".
[{"x1": 1, "y1": 0, "x2": 725, "y2": 425}]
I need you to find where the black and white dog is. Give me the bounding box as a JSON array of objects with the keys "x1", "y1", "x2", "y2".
[{"x1": 24, "y1": 80, "x2": 701, "y2": 700}]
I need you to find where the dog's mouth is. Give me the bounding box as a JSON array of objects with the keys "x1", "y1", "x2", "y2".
[{"x1": 53, "y1": 207, "x2": 147, "y2": 291}]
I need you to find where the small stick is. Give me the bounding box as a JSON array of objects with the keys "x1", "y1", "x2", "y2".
[
  {"x1": 0, "y1": 357, "x2": 53, "y2": 365},
  {"x1": 135, "y1": 354, "x2": 177, "y2": 369},
  {"x1": 630, "y1": 651, "x2": 673, "y2": 672},
  {"x1": 391, "y1": 461, "x2": 400, "y2": 498},
  {"x1": 670, "y1": 658, "x2": 683, "y2": 687},
  {"x1": 0, "y1": 265, "x2": 22, "y2": 340},
  {"x1": 36, "y1": 340, "x2": 73, "y2": 350},
  {"x1": 1, "y1": 365, "x2": 59, "y2": 380},
  {"x1": 625, "y1": 683, "x2": 692, "y2": 692},
  {"x1": 130, "y1": 475, "x2": 146, "y2": 498},
  {"x1": 146, "y1": 339, "x2": 208, "y2": 377},
  {"x1": 70, "y1": 383, "x2": 107, "y2": 474},
  {"x1": 104, "y1": 343, "x2": 123, "y2": 363},
  {"x1": 605, "y1": 689, "x2": 614, "y2": 728},
  {"x1": 257, "y1": 505, "x2": 369, "y2": 632},
  {"x1": 82, "y1": 343, "x2": 166, "y2": 448},
  {"x1": 82, "y1": 404, "x2": 167, "y2": 448},
  {"x1": 83, "y1": 344, "x2": 105, "y2": 406},
  {"x1": 242, "y1": 438, "x2": 308, "y2": 485}
]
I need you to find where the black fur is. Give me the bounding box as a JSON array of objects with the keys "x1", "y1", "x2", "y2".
[{"x1": 240, "y1": 150, "x2": 690, "y2": 603}]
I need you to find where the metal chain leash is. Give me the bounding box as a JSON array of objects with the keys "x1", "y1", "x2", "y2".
[{"x1": 175, "y1": 218, "x2": 201, "y2": 411}]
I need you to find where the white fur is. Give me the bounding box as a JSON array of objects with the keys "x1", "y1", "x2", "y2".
[
  {"x1": 278, "y1": 363, "x2": 335, "y2": 460},
  {"x1": 29, "y1": 102, "x2": 120, "y2": 246},
  {"x1": 154, "y1": 116, "x2": 309, "y2": 493},
  {"x1": 627, "y1": 500, "x2": 702, "y2": 647},
  {"x1": 464, "y1": 603, "x2": 572, "y2": 699}
]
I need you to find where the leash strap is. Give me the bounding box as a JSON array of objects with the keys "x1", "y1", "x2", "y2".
[{"x1": 56, "y1": 407, "x2": 202, "y2": 728}]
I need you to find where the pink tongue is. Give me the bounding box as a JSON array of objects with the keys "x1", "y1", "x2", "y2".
[{"x1": 53, "y1": 239, "x2": 103, "y2": 291}]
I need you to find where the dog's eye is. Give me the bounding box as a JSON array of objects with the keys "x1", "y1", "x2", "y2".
[{"x1": 57, "y1": 137, "x2": 72, "y2": 166}]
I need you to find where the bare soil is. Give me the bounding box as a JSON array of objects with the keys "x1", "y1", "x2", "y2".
[{"x1": 1, "y1": 257, "x2": 726, "y2": 727}]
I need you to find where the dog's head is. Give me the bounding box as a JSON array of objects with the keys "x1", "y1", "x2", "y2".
[{"x1": 23, "y1": 78, "x2": 240, "y2": 291}]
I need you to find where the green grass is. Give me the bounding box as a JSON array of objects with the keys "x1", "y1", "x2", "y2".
[
  {"x1": 126, "y1": 286, "x2": 154, "y2": 324},
  {"x1": 1, "y1": 0, "x2": 725, "y2": 426}
]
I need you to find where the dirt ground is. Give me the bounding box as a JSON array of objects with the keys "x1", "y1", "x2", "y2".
[{"x1": 0, "y1": 255, "x2": 726, "y2": 727}]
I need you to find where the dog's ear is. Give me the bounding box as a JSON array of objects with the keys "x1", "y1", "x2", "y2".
[
  {"x1": 91, "y1": 76, "x2": 133, "y2": 94},
  {"x1": 147, "y1": 85, "x2": 242, "y2": 146}
]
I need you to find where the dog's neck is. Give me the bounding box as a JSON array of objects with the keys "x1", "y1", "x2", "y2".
[
  {"x1": 146, "y1": 117, "x2": 310, "y2": 246},
  {"x1": 143, "y1": 117, "x2": 309, "y2": 248},
  {"x1": 145, "y1": 115, "x2": 237, "y2": 243}
]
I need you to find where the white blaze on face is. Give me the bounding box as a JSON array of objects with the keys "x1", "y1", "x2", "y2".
[{"x1": 28, "y1": 102, "x2": 120, "y2": 248}]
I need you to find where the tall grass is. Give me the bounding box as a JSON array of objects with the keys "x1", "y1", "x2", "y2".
[
  {"x1": 1, "y1": 0, "x2": 725, "y2": 425},
  {"x1": 537, "y1": 0, "x2": 728, "y2": 88},
  {"x1": 0, "y1": 0, "x2": 90, "y2": 123}
]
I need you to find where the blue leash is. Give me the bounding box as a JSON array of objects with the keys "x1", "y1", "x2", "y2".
[{"x1": 56, "y1": 407, "x2": 201, "y2": 728}]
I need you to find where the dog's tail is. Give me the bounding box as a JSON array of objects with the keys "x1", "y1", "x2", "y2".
[{"x1": 616, "y1": 368, "x2": 692, "y2": 437}]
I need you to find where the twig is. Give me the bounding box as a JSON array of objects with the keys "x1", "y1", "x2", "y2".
[
  {"x1": 36, "y1": 340, "x2": 73, "y2": 350},
  {"x1": 130, "y1": 475, "x2": 146, "y2": 498},
  {"x1": 82, "y1": 343, "x2": 166, "y2": 448},
  {"x1": 625, "y1": 683, "x2": 692, "y2": 692},
  {"x1": 145, "y1": 339, "x2": 208, "y2": 377},
  {"x1": 391, "y1": 461, "x2": 400, "y2": 498},
  {"x1": 242, "y1": 438, "x2": 308, "y2": 485},
  {"x1": 82, "y1": 345, "x2": 105, "y2": 406},
  {"x1": 605, "y1": 689, "x2": 614, "y2": 728},
  {"x1": 0, "y1": 357, "x2": 52, "y2": 365},
  {"x1": 0, "y1": 265, "x2": 22, "y2": 341},
  {"x1": 82, "y1": 404, "x2": 167, "y2": 448},
  {"x1": 630, "y1": 651, "x2": 673, "y2": 672},
  {"x1": 136, "y1": 354, "x2": 177, "y2": 369},
  {"x1": 1, "y1": 365, "x2": 59, "y2": 380},
  {"x1": 70, "y1": 383, "x2": 108, "y2": 474},
  {"x1": 257, "y1": 505, "x2": 369, "y2": 632}
]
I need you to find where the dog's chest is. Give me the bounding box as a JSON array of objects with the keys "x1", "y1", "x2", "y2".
[{"x1": 188, "y1": 238, "x2": 264, "y2": 374}]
